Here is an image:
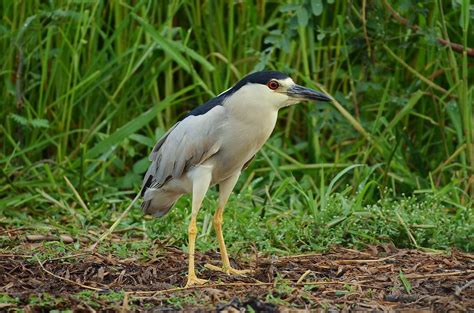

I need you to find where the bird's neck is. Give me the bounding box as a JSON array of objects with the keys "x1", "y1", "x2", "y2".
[
  {"x1": 224, "y1": 98, "x2": 278, "y2": 154},
  {"x1": 225, "y1": 98, "x2": 278, "y2": 128},
  {"x1": 224, "y1": 86, "x2": 279, "y2": 127}
]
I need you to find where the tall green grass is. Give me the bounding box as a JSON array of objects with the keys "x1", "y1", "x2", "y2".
[{"x1": 0, "y1": 1, "x2": 472, "y2": 251}]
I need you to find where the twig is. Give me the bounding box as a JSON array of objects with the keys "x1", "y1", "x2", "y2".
[
  {"x1": 128, "y1": 278, "x2": 386, "y2": 298},
  {"x1": 335, "y1": 255, "x2": 399, "y2": 264},
  {"x1": 88, "y1": 193, "x2": 140, "y2": 252},
  {"x1": 26, "y1": 234, "x2": 75, "y2": 243},
  {"x1": 128, "y1": 281, "x2": 273, "y2": 297},
  {"x1": 0, "y1": 226, "x2": 32, "y2": 235},
  {"x1": 121, "y1": 292, "x2": 129, "y2": 313},
  {"x1": 35, "y1": 256, "x2": 104, "y2": 291},
  {"x1": 455, "y1": 279, "x2": 474, "y2": 296},
  {"x1": 295, "y1": 281, "x2": 384, "y2": 290},
  {"x1": 48, "y1": 253, "x2": 91, "y2": 262},
  {"x1": 406, "y1": 270, "x2": 474, "y2": 279},
  {"x1": 437, "y1": 38, "x2": 474, "y2": 57},
  {"x1": 395, "y1": 210, "x2": 418, "y2": 248},
  {"x1": 382, "y1": 0, "x2": 474, "y2": 57},
  {"x1": 64, "y1": 176, "x2": 91, "y2": 216},
  {"x1": 338, "y1": 247, "x2": 373, "y2": 256},
  {"x1": 279, "y1": 253, "x2": 322, "y2": 260},
  {"x1": 113, "y1": 226, "x2": 145, "y2": 234},
  {"x1": 296, "y1": 269, "x2": 311, "y2": 284},
  {"x1": 0, "y1": 253, "x2": 34, "y2": 258}
]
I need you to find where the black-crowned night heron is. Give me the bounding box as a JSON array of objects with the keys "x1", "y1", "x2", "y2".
[{"x1": 141, "y1": 71, "x2": 331, "y2": 287}]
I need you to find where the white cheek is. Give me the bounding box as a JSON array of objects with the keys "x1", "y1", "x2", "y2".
[
  {"x1": 274, "y1": 93, "x2": 300, "y2": 108},
  {"x1": 270, "y1": 91, "x2": 288, "y2": 107},
  {"x1": 285, "y1": 98, "x2": 301, "y2": 106}
]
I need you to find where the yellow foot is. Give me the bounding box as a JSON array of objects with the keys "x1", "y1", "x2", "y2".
[
  {"x1": 204, "y1": 263, "x2": 253, "y2": 276},
  {"x1": 185, "y1": 275, "x2": 208, "y2": 288}
]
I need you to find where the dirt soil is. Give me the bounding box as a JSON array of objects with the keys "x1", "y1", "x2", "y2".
[{"x1": 1, "y1": 243, "x2": 473, "y2": 312}]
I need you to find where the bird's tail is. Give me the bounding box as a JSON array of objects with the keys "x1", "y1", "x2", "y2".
[{"x1": 141, "y1": 188, "x2": 181, "y2": 217}]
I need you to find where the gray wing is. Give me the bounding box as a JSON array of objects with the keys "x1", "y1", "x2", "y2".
[{"x1": 141, "y1": 105, "x2": 226, "y2": 195}]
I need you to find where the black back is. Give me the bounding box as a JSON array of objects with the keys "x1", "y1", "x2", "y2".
[{"x1": 184, "y1": 71, "x2": 289, "y2": 118}]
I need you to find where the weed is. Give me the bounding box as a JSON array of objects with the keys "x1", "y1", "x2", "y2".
[
  {"x1": 164, "y1": 295, "x2": 199, "y2": 309},
  {"x1": 0, "y1": 294, "x2": 19, "y2": 306}
]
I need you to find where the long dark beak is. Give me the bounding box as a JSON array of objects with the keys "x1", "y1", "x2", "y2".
[{"x1": 287, "y1": 84, "x2": 331, "y2": 102}]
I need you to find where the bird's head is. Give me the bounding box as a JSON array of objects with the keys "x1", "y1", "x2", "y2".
[{"x1": 226, "y1": 71, "x2": 331, "y2": 110}]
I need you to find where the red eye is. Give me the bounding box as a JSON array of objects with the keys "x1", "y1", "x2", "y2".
[{"x1": 267, "y1": 80, "x2": 279, "y2": 90}]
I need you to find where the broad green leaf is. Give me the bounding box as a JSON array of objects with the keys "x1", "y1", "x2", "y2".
[
  {"x1": 129, "y1": 134, "x2": 155, "y2": 148},
  {"x1": 133, "y1": 157, "x2": 151, "y2": 174},
  {"x1": 311, "y1": 0, "x2": 324, "y2": 16},
  {"x1": 172, "y1": 41, "x2": 215, "y2": 72},
  {"x1": 296, "y1": 6, "x2": 309, "y2": 26}
]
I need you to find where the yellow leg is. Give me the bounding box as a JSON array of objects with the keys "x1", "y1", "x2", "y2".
[
  {"x1": 205, "y1": 206, "x2": 253, "y2": 275},
  {"x1": 185, "y1": 166, "x2": 212, "y2": 287},
  {"x1": 214, "y1": 206, "x2": 230, "y2": 268},
  {"x1": 185, "y1": 216, "x2": 208, "y2": 287}
]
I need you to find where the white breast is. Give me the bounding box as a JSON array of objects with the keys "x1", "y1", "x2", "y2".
[{"x1": 206, "y1": 85, "x2": 280, "y2": 182}]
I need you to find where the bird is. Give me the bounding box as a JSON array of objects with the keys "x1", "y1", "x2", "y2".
[{"x1": 141, "y1": 71, "x2": 331, "y2": 287}]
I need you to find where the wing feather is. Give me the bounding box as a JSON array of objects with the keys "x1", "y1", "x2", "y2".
[{"x1": 141, "y1": 106, "x2": 225, "y2": 194}]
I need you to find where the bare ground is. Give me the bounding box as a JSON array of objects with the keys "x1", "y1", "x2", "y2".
[{"x1": 0, "y1": 241, "x2": 473, "y2": 312}]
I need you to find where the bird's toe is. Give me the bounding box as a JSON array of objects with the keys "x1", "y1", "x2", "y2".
[
  {"x1": 205, "y1": 263, "x2": 253, "y2": 276},
  {"x1": 227, "y1": 267, "x2": 253, "y2": 276},
  {"x1": 185, "y1": 275, "x2": 208, "y2": 287}
]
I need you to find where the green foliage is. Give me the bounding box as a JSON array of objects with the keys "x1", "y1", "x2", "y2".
[
  {"x1": 9, "y1": 113, "x2": 50, "y2": 129},
  {"x1": 0, "y1": 294, "x2": 20, "y2": 306},
  {"x1": 0, "y1": 0, "x2": 472, "y2": 260},
  {"x1": 399, "y1": 270, "x2": 413, "y2": 294}
]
